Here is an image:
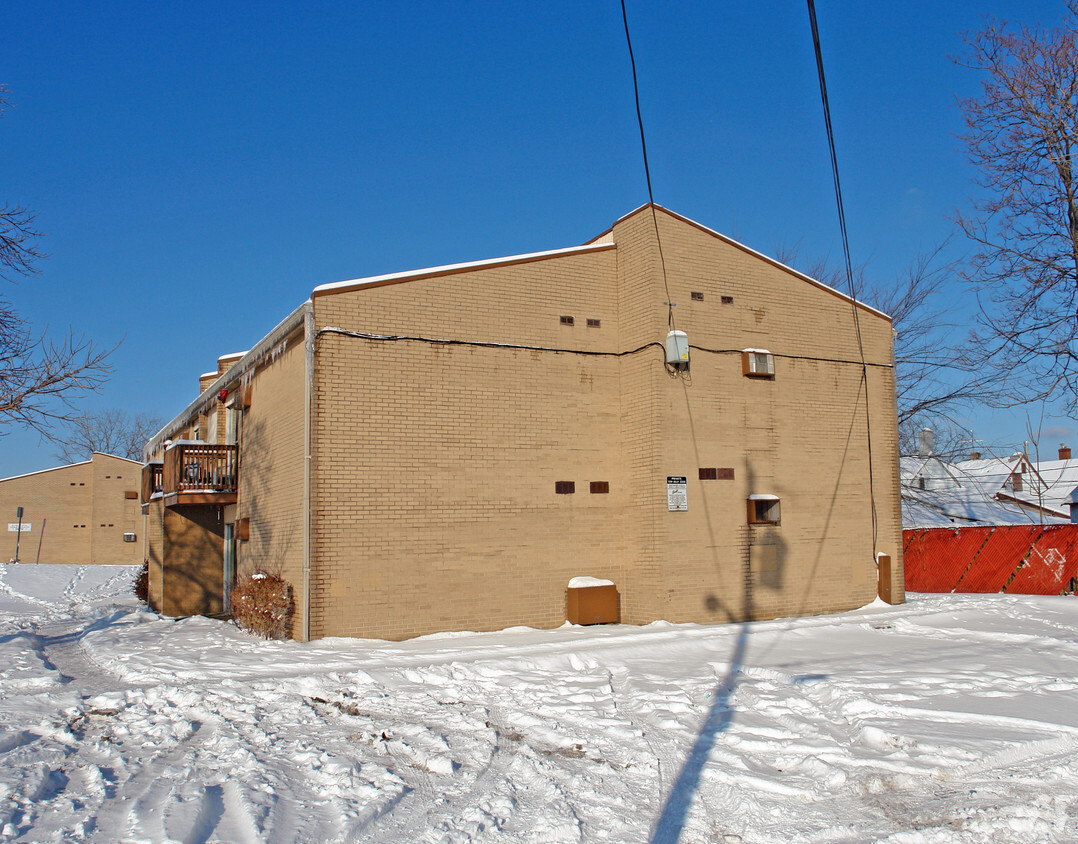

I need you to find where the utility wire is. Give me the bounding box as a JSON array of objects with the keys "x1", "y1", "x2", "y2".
[
  {"x1": 806, "y1": 0, "x2": 879, "y2": 557},
  {"x1": 620, "y1": 0, "x2": 675, "y2": 330}
]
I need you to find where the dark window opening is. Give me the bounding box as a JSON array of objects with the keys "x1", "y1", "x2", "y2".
[
  {"x1": 560, "y1": 315, "x2": 575, "y2": 326},
  {"x1": 555, "y1": 481, "x2": 576, "y2": 494},
  {"x1": 590, "y1": 481, "x2": 610, "y2": 494},
  {"x1": 691, "y1": 291, "x2": 704, "y2": 301},
  {"x1": 748, "y1": 497, "x2": 781, "y2": 525}
]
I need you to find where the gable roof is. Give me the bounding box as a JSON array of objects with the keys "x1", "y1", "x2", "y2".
[
  {"x1": 588, "y1": 204, "x2": 892, "y2": 322},
  {"x1": 311, "y1": 242, "x2": 616, "y2": 299}
]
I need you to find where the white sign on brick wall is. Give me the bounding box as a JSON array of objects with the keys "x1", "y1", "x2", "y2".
[
  {"x1": 666, "y1": 476, "x2": 688, "y2": 511},
  {"x1": 7, "y1": 523, "x2": 32, "y2": 532}
]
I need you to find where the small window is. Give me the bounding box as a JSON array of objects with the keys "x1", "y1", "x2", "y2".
[
  {"x1": 586, "y1": 318, "x2": 601, "y2": 328},
  {"x1": 721, "y1": 295, "x2": 734, "y2": 305},
  {"x1": 747, "y1": 495, "x2": 781, "y2": 525},
  {"x1": 742, "y1": 350, "x2": 775, "y2": 378},
  {"x1": 690, "y1": 291, "x2": 704, "y2": 301},
  {"x1": 123, "y1": 532, "x2": 137, "y2": 542},
  {"x1": 124, "y1": 490, "x2": 138, "y2": 500},
  {"x1": 590, "y1": 481, "x2": 610, "y2": 494},
  {"x1": 560, "y1": 315, "x2": 575, "y2": 326},
  {"x1": 555, "y1": 481, "x2": 576, "y2": 494}
]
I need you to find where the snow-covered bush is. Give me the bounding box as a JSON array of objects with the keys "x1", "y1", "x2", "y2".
[
  {"x1": 133, "y1": 561, "x2": 149, "y2": 605},
  {"x1": 230, "y1": 571, "x2": 294, "y2": 639}
]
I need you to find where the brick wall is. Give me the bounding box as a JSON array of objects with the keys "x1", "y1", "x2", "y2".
[
  {"x1": 0, "y1": 453, "x2": 143, "y2": 565},
  {"x1": 301, "y1": 206, "x2": 903, "y2": 639},
  {"x1": 236, "y1": 332, "x2": 306, "y2": 635}
]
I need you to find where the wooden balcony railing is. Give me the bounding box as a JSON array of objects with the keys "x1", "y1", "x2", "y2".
[{"x1": 161, "y1": 443, "x2": 238, "y2": 505}]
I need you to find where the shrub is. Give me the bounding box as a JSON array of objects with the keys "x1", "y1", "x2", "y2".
[
  {"x1": 134, "y1": 561, "x2": 149, "y2": 605},
  {"x1": 230, "y1": 571, "x2": 294, "y2": 639}
]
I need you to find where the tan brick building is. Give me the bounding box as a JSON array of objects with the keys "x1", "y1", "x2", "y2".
[
  {"x1": 1, "y1": 452, "x2": 144, "y2": 565},
  {"x1": 142, "y1": 205, "x2": 905, "y2": 640}
]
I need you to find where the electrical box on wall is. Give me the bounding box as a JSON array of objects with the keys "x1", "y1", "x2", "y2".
[{"x1": 665, "y1": 330, "x2": 689, "y2": 370}]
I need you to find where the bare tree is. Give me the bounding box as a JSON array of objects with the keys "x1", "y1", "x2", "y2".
[
  {"x1": 955, "y1": 4, "x2": 1078, "y2": 409},
  {"x1": 0, "y1": 85, "x2": 114, "y2": 436},
  {"x1": 55, "y1": 409, "x2": 164, "y2": 463},
  {"x1": 775, "y1": 243, "x2": 1000, "y2": 454}
]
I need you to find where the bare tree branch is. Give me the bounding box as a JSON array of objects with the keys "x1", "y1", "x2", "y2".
[
  {"x1": 775, "y1": 242, "x2": 1001, "y2": 454},
  {"x1": 955, "y1": 5, "x2": 1078, "y2": 409},
  {"x1": 54, "y1": 409, "x2": 164, "y2": 463}
]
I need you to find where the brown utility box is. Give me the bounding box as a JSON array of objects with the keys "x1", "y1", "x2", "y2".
[
  {"x1": 567, "y1": 584, "x2": 619, "y2": 625},
  {"x1": 877, "y1": 554, "x2": 893, "y2": 604}
]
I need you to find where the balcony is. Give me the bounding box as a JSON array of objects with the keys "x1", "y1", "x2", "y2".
[
  {"x1": 158, "y1": 442, "x2": 238, "y2": 508},
  {"x1": 140, "y1": 461, "x2": 164, "y2": 513}
]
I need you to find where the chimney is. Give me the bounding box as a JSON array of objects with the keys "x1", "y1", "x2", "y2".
[
  {"x1": 1060, "y1": 444, "x2": 1072, "y2": 461},
  {"x1": 917, "y1": 428, "x2": 935, "y2": 458}
]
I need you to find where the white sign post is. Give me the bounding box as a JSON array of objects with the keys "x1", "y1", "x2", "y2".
[{"x1": 13, "y1": 507, "x2": 23, "y2": 564}]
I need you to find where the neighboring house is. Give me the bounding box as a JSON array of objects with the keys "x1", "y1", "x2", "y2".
[
  {"x1": 0, "y1": 453, "x2": 144, "y2": 565},
  {"x1": 1017, "y1": 445, "x2": 1078, "y2": 518},
  {"x1": 142, "y1": 204, "x2": 905, "y2": 641},
  {"x1": 900, "y1": 451, "x2": 1069, "y2": 527}
]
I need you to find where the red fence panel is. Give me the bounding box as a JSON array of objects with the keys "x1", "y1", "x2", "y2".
[
  {"x1": 903, "y1": 524, "x2": 1078, "y2": 595},
  {"x1": 1007, "y1": 524, "x2": 1078, "y2": 594},
  {"x1": 957, "y1": 525, "x2": 1045, "y2": 593},
  {"x1": 903, "y1": 527, "x2": 992, "y2": 592}
]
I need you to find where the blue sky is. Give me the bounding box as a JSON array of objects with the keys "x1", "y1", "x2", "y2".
[{"x1": 2, "y1": 0, "x2": 1074, "y2": 478}]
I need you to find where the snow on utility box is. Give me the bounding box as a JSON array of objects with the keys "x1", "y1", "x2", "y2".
[{"x1": 566, "y1": 577, "x2": 618, "y2": 625}]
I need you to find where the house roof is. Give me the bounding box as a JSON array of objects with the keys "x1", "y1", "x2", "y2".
[
  {"x1": 901, "y1": 481, "x2": 1067, "y2": 527},
  {"x1": 588, "y1": 204, "x2": 892, "y2": 322},
  {"x1": 901, "y1": 451, "x2": 1068, "y2": 527},
  {"x1": 311, "y1": 242, "x2": 616, "y2": 298},
  {"x1": 1023, "y1": 457, "x2": 1078, "y2": 512},
  {"x1": 311, "y1": 204, "x2": 891, "y2": 321},
  {"x1": 0, "y1": 452, "x2": 141, "y2": 484}
]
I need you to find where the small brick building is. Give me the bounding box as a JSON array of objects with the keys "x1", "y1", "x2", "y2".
[
  {"x1": 0, "y1": 452, "x2": 144, "y2": 565},
  {"x1": 142, "y1": 205, "x2": 905, "y2": 640}
]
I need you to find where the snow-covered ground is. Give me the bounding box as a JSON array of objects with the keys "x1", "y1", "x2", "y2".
[{"x1": 3, "y1": 566, "x2": 1078, "y2": 843}]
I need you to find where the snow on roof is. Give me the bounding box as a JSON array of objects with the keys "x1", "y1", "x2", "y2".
[
  {"x1": 0, "y1": 452, "x2": 141, "y2": 484},
  {"x1": 1026, "y1": 458, "x2": 1078, "y2": 511},
  {"x1": 0, "y1": 459, "x2": 92, "y2": 483},
  {"x1": 568, "y1": 577, "x2": 614, "y2": 589},
  {"x1": 312, "y1": 242, "x2": 616, "y2": 297},
  {"x1": 901, "y1": 483, "x2": 1066, "y2": 527}
]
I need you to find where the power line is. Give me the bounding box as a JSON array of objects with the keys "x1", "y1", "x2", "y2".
[
  {"x1": 806, "y1": 0, "x2": 879, "y2": 556},
  {"x1": 620, "y1": 0, "x2": 674, "y2": 329}
]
